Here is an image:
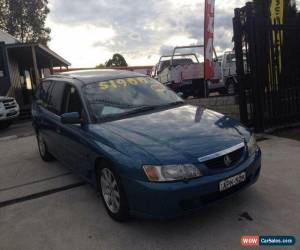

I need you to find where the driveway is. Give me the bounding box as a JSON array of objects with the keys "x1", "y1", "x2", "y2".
[
  {"x1": 0, "y1": 135, "x2": 299, "y2": 250},
  {"x1": 0, "y1": 120, "x2": 34, "y2": 140}
]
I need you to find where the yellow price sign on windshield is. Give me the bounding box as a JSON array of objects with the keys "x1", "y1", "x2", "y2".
[{"x1": 98, "y1": 77, "x2": 149, "y2": 90}]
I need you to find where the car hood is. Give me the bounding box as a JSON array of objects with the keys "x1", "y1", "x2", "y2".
[
  {"x1": 93, "y1": 105, "x2": 250, "y2": 164},
  {"x1": 0, "y1": 96, "x2": 13, "y2": 102}
]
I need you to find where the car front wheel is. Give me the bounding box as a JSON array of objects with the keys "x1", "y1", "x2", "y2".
[
  {"x1": 226, "y1": 79, "x2": 236, "y2": 95},
  {"x1": 98, "y1": 162, "x2": 129, "y2": 221}
]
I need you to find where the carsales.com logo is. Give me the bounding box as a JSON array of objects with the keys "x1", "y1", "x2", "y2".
[{"x1": 241, "y1": 235, "x2": 296, "y2": 247}]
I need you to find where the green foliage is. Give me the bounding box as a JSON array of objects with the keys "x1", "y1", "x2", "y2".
[
  {"x1": 105, "y1": 53, "x2": 128, "y2": 67},
  {"x1": 0, "y1": 0, "x2": 51, "y2": 45}
]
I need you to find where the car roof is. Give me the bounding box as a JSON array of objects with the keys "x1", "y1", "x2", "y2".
[{"x1": 47, "y1": 69, "x2": 146, "y2": 85}]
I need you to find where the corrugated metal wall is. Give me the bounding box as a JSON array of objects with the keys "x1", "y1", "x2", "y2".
[
  {"x1": 0, "y1": 43, "x2": 11, "y2": 96},
  {"x1": 7, "y1": 55, "x2": 23, "y2": 104}
]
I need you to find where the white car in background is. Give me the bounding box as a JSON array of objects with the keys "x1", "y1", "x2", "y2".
[{"x1": 0, "y1": 96, "x2": 20, "y2": 128}]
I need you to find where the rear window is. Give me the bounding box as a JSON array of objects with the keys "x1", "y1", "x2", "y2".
[
  {"x1": 47, "y1": 82, "x2": 66, "y2": 115},
  {"x1": 36, "y1": 81, "x2": 66, "y2": 115},
  {"x1": 158, "y1": 58, "x2": 194, "y2": 73}
]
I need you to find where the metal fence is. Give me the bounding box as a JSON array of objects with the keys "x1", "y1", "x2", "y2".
[{"x1": 233, "y1": 1, "x2": 300, "y2": 132}]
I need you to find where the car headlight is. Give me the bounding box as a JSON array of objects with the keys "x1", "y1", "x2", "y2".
[
  {"x1": 143, "y1": 164, "x2": 202, "y2": 182},
  {"x1": 247, "y1": 134, "x2": 257, "y2": 156}
]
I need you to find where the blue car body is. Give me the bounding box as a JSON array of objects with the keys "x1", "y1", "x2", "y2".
[{"x1": 32, "y1": 70, "x2": 261, "y2": 219}]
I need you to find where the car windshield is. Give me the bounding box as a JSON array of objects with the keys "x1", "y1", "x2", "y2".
[{"x1": 83, "y1": 76, "x2": 183, "y2": 121}]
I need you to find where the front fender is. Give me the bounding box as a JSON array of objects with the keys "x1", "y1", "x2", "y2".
[{"x1": 91, "y1": 140, "x2": 152, "y2": 182}]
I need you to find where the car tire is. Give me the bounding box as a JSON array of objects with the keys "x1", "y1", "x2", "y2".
[
  {"x1": 226, "y1": 79, "x2": 236, "y2": 95},
  {"x1": 37, "y1": 132, "x2": 54, "y2": 162},
  {"x1": 97, "y1": 161, "x2": 129, "y2": 222}
]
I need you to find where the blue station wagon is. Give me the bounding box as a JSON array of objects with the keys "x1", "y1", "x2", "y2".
[{"x1": 32, "y1": 70, "x2": 261, "y2": 221}]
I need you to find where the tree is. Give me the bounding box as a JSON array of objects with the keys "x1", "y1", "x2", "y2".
[
  {"x1": 0, "y1": 0, "x2": 51, "y2": 45},
  {"x1": 105, "y1": 53, "x2": 128, "y2": 67}
]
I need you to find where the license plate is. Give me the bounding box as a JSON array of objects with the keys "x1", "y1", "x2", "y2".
[{"x1": 219, "y1": 172, "x2": 246, "y2": 192}]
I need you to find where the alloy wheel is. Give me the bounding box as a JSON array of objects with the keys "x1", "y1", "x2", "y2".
[{"x1": 100, "y1": 168, "x2": 121, "y2": 214}]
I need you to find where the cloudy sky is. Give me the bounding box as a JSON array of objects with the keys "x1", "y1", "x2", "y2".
[{"x1": 46, "y1": 0, "x2": 296, "y2": 68}]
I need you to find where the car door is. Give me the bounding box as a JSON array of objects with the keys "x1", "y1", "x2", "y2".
[
  {"x1": 34, "y1": 80, "x2": 52, "y2": 142},
  {"x1": 35, "y1": 80, "x2": 62, "y2": 156},
  {"x1": 41, "y1": 81, "x2": 67, "y2": 160},
  {"x1": 58, "y1": 84, "x2": 94, "y2": 178}
]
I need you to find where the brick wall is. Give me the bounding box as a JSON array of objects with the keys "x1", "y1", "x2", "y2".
[{"x1": 186, "y1": 96, "x2": 240, "y2": 120}]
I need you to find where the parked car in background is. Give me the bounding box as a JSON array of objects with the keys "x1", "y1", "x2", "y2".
[
  {"x1": 207, "y1": 50, "x2": 248, "y2": 95},
  {"x1": 0, "y1": 96, "x2": 20, "y2": 128},
  {"x1": 208, "y1": 51, "x2": 238, "y2": 95},
  {"x1": 32, "y1": 70, "x2": 261, "y2": 221}
]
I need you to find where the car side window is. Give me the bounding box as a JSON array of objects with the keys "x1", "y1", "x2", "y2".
[
  {"x1": 47, "y1": 82, "x2": 66, "y2": 115},
  {"x1": 63, "y1": 85, "x2": 83, "y2": 114}
]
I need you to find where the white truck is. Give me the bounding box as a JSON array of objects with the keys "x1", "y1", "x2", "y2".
[
  {"x1": 0, "y1": 96, "x2": 20, "y2": 128},
  {"x1": 208, "y1": 51, "x2": 238, "y2": 95},
  {"x1": 152, "y1": 45, "x2": 206, "y2": 98},
  {"x1": 152, "y1": 46, "x2": 238, "y2": 98}
]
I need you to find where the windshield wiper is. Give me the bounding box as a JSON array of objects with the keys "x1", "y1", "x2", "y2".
[
  {"x1": 155, "y1": 101, "x2": 185, "y2": 108},
  {"x1": 96, "y1": 102, "x2": 185, "y2": 122},
  {"x1": 117, "y1": 106, "x2": 158, "y2": 117},
  {"x1": 89, "y1": 99, "x2": 138, "y2": 108},
  {"x1": 97, "y1": 106, "x2": 157, "y2": 122}
]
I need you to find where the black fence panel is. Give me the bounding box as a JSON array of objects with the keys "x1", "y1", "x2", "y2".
[{"x1": 233, "y1": 1, "x2": 300, "y2": 132}]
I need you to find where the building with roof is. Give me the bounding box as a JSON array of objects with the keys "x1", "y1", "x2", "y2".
[{"x1": 0, "y1": 30, "x2": 70, "y2": 114}]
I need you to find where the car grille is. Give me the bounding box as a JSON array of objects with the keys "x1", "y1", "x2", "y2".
[
  {"x1": 2, "y1": 99, "x2": 17, "y2": 110},
  {"x1": 7, "y1": 111, "x2": 18, "y2": 117},
  {"x1": 204, "y1": 147, "x2": 245, "y2": 170}
]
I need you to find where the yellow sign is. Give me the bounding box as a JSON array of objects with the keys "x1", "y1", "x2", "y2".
[
  {"x1": 269, "y1": 0, "x2": 284, "y2": 84},
  {"x1": 98, "y1": 77, "x2": 147, "y2": 90},
  {"x1": 270, "y1": 0, "x2": 284, "y2": 24},
  {"x1": 98, "y1": 77, "x2": 166, "y2": 93}
]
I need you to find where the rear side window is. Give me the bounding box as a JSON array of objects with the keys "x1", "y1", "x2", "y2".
[{"x1": 47, "y1": 82, "x2": 66, "y2": 115}]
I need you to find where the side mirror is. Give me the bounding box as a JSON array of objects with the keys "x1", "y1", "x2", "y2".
[{"x1": 61, "y1": 112, "x2": 81, "y2": 124}]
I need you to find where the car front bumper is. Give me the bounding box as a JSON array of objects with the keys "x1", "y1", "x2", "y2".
[
  {"x1": 0, "y1": 108, "x2": 20, "y2": 121},
  {"x1": 123, "y1": 149, "x2": 261, "y2": 219}
]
